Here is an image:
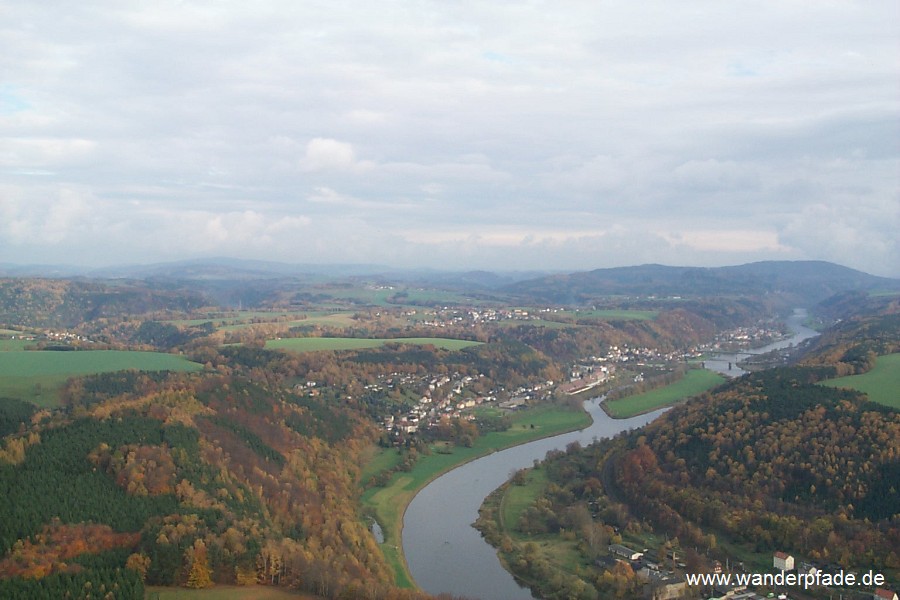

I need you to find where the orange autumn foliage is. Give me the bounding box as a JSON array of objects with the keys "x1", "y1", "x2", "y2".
[{"x1": 0, "y1": 521, "x2": 139, "y2": 579}]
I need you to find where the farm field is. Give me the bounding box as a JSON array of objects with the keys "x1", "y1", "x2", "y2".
[
  {"x1": 821, "y1": 352, "x2": 900, "y2": 409},
  {"x1": 266, "y1": 337, "x2": 482, "y2": 353},
  {"x1": 0, "y1": 339, "x2": 33, "y2": 351},
  {"x1": 603, "y1": 369, "x2": 726, "y2": 418},
  {"x1": 164, "y1": 310, "x2": 357, "y2": 331},
  {"x1": 0, "y1": 350, "x2": 203, "y2": 407}
]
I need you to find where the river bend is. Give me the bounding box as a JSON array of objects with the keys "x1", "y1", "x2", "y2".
[
  {"x1": 403, "y1": 399, "x2": 665, "y2": 599},
  {"x1": 402, "y1": 308, "x2": 818, "y2": 599}
]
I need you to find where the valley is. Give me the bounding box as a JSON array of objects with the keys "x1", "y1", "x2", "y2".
[{"x1": 0, "y1": 260, "x2": 896, "y2": 600}]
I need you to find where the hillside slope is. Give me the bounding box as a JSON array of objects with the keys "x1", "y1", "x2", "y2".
[{"x1": 505, "y1": 260, "x2": 900, "y2": 305}]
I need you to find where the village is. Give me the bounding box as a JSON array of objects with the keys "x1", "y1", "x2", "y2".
[
  {"x1": 287, "y1": 310, "x2": 791, "y2": 443},
  {"x1": 603, "y1": 541, "x2": 897, "y2": 600}
]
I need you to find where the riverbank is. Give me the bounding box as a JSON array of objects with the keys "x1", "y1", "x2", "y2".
[
  {"x1": 601, "y1": 368, "x2": 726, "y2": 418},
  {"x1": 360, "y1": 402, "x2": 593, "y2": 589}
]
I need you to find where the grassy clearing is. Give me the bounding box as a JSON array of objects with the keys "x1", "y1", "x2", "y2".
[
  {"x1": 0, "y1": 339, "x2": 33, "y2": 351},
  {"x1": 603, "y1": 370, "x2": 726, "y2": 418},
  {"x1": 266, "y1": 337, "x2": 481, "y2": 353},
  {"x1": 145, "y1": 585, "x2": 317, "y2": 599},
  {"x1": 165, "y1": 310, "x2": 357, "y2": 332},
  {"x1": 359, "y1": 445, "x2": 405, "y2": 485},
  {"x1": 221, "y1": 312, "x2": 358, "y2": 332},
  {"x1": 489, "y1": 473, "x2": 593, "y2": 580},
  {"x1": 0, "y1": 350, "x2": 203, "y2": 407},
  {"x1": 360, "y1": 403, "x2": 591, "y2": 588},
  {"x1": 821, "y1": 353, "x2": 900, "y2": 409},
  {"x1": 500, "y1": 469, "x2": 548, "y2": 536}
]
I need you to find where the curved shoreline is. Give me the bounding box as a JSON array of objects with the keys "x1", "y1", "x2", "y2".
[
  {"x1": 364, "y1": 402, "x2": 596, "y2": 589},
  {"x1": 403, "y1": 402, "x2": 667, "y2": 599}
]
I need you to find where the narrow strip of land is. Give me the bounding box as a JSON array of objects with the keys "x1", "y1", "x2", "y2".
[{"x1": 602, "y1": 369, "x2": 725, "y2": 418}]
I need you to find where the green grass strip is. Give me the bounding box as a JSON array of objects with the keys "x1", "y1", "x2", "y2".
[
  {"x1": 603, "y1": 369, "x2": 726, "y2": 418},
  {"x1": 821, "y1": 353, "x2": 900, "y2": 409},
  {"x1": 0, "y1": 350, "x2": 202, "y2": 407},
  {"x1": 500, "y1": 469, "x2": 548, "y2": 538}
]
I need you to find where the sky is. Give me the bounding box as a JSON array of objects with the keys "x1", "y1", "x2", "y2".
[{"x1": 2, "y1": 1, "x2": 898, "y2": 276}]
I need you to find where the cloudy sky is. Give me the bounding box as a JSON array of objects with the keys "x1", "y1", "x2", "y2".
[{"x1": 2, "y1": 1, "x2": 898, "y2": 276}]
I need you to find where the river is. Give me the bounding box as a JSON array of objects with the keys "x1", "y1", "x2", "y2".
[
  {"x1": 702, "y1": 308, "x2": 819, "y2": 377},
  {"x1": 403, "y1": 399, "x2": 666, "y2": 599},
  {"x1": 401, "y1": 308, "x2": 819, "y2": 599}
]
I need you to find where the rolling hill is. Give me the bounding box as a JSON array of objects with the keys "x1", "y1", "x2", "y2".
[{"x1": 505, "y1": 260, "x2": 900, "y2": 305}]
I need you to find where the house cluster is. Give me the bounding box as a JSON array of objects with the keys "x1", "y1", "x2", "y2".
[
  {"x1": 8, "y1": 330, "x2": 93, "y2": 344},
  {"x1": 598, "y1": 344, "x2": 686, "y2": 366},
  {"x1": 773, "y1": 552, "x2": 897, "y2": 600},
  {"x1": 375, "y1": 372, "x2": 496, "y2": 435},
  {"x1": 705, "y1": 324, "x2": 787, "y2": 352},
  {"x1": 708, "y1": 552, "x2": 896, "y2": 600},
  {"x1": 369, "y1": 371, "x2": 560, "y2": 437},
  {"x1": 558, "y1": 364, "x2": 613, "y2": 395},
  {"x1": 602, "y1": 544, "x2": 687, "y2": 600},
  {"x1": 410, "y1": 306, "x2": 569, "y2": 328}
]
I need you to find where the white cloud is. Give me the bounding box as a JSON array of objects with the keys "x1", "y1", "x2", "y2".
[
  {"x1": 300, "y1": 138, "x2": 371, "y2": 173},
  {"x1": 0, "y1": 0, "x2": 896, "y2": 275}
]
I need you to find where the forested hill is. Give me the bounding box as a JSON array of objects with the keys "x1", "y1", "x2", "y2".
[
  {"x1": 487, "y1": 295, "x2": 899, "y2": 599},
  {"x1": 505, "y1": 260, "x2": 900, "y2": 305},
  {"x1": 0, "y1": 352, "x2": 450, "y2": 600},
  {"x1": 0, "y1": 279, "x2": 209, "y2": 328},
  {"x1": 617, "y1": 294, "x2": 900, "y2": 552}
]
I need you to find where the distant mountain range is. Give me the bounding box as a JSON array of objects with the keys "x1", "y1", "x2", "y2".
[
  {"x1": 2, "y1": 259, "x2": 898, "y2": 307},
  {"x1": 504, "y1": 260, "x2": 900, "y2": 305}
]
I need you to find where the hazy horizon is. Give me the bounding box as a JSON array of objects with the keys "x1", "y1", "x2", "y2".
[
  {"x1": 3, "y1": 255, "x2": 899, "y2": 282},
  {"x1": 2, "y1": 2, "x2": 898, "y2": 277}
]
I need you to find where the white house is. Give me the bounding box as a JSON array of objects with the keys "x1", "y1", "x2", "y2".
[{"x1": 773, "y1": 551, "x2": 794, "y2": 572}]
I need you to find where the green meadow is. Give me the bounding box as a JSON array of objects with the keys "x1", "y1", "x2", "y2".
[
  {"x1": 501, "y1": 468, "x2": 549, "y2": 536},
  {"x1": 603, "y1": 369, "x2": 726, "y2": 418},
  {"x1": 821, "y1": 353, "x2": 900, "y2": 409},
  {"x1": 164, "y1": 310, "x2": 357, "y2": 331},
  {"x1": 0, "y1": 339, "x2": 33, "y2": 351},
  {"x1": 360, "y1": 403, "x2": 591, "y2": 588},
  {"x1": 0, "y1": 350, "x2": 203, "y2": 407},
  {"x1": 266, "y1": 337, "x2": 482, "y2": 353}
]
